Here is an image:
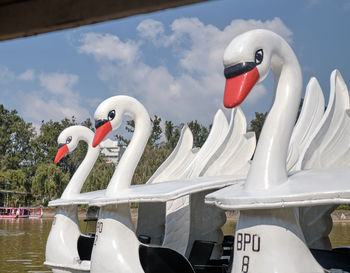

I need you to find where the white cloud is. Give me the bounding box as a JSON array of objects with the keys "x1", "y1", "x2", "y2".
[
  {"x1": 78, "y1": 33, "x2": 141, "y2": 64},
  {"x1": 137, "y1": 19, "x2": 165, "y2": 45},
  {"x1": 39, "y1": 73, "x2": 78, "y2": 96},
  {"x1": 0, "y1": 66, "x2": 15, "y2": 83},
  {"x1": 78, "y1": 17, "x2": 292, "y2": 125},
  {"x1": 18, "y1": 69, "x2": 35, "y2": 81},
  {"x1": 20, "y1": 72, "x2": 90, "y2": 123}
]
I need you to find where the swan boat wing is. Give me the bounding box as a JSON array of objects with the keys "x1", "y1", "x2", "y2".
[
  {"x1": 201, "y1": 107, "x2": 256, "y2": 177},
  {"x1": 146, "y1": 124, "x2": 195, "y2": 184},
  {"x1": 48, "y1": 189, "x2": 106, "y2": 206},
  {"x1": 89, "y1": 175, "x2": 244, "y2": 206},
  {"x1": 286, "y1": 77, "x2": 325, "y2": 172},
  {"x1": 206, "y1": 166, "x2": 350, "y2": 210}
]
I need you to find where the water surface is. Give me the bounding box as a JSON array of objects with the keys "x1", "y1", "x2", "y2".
[{"x1": 0, "y1": 218, "x2": 349, "y2": 272}]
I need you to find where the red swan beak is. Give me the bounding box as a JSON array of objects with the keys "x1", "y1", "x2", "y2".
[
  {"x1": 54, "y1": 144, "x2": 69, "y2": 164},
  {"x1": 92, "y1": 121, "x2": 112, "y2": 147},
  {"x1": 223, "y1": 64, "x2": 259, "y2": 108}
]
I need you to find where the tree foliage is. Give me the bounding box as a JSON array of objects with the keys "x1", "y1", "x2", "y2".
[
  {"x1": 249, "y1": 112, "x2": 267, "y2": 141},
  {"x1": 0, "y1": 103, "x2": 212, "y2": 205},
  {"x1": 31, "y1": 163, "x2": 69, "y2": 203},
  {"x1": 188, "y1": 120, "x2": 209, "y2": 147},
  {"x1": 0, "y1": 105, "x2": 35, "y2": 171},
  {"x1": 81, "y1": 158, "x2": 115, "y2": 192},
  {"x1": 165, "y1": 121, "x2": 181, "y2": 149},
  {"x1": 249, "y1": 99, "x2": 304, "y2": 142}
]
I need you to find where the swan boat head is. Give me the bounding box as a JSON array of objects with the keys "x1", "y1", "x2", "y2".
[
  {"x1": 52, "y1": 125, "x2": 101, "y2": 202},
  {"x1": 55, "y1": 125, "x2": 95, "y2": 164},
  {"x1": 92, "y1": 95, "x2": 151, "y2": 194},
  {"x1": 223, "y1": 30, "x2": 276, "y2": 108},
  {"x1": 92, "y1": 95, "x2": 148, "y2": 148},
  {"x1": 223, "y1": 29, "x2": 302, "y2": 189},
  {"x1": 92, "y1": 100, "x2": 122, "y2": 148}
]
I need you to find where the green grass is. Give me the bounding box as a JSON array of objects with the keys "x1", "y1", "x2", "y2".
[{"x1": 337, "y1": 204, "x2": 350, "y2": 210}]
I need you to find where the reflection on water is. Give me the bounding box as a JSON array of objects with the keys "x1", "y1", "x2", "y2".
[
  {"x1": 330, "y1": 222, "x2": 350, "y2": 247},
  {"x1": 0, "y1": 218, "x2": 350, "y2": 272},
  {"x1": 0, "y1": 219, "x2": 51, "y2": 273}
]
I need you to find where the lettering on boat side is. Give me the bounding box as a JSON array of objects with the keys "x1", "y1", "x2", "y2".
[
  {"x1": 94, "y1": 221, "x2": 104, "y2": 245},
  {"x1": 236, "y1": 233, "x2": 260, "y2": 252},
  {"x1": 242, "y1": 256, "x2": 249, "y2": 273},
  {"x1": 236, "y1": 232, "x2": 261, "y2": 273},
  {"x1": 96, "y1": 221, "x2": 103, "y2": 233}
]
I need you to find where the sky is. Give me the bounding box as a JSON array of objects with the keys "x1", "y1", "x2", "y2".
[{"x1": 0, "y1": 0, "x2": 349, "y2": 137}]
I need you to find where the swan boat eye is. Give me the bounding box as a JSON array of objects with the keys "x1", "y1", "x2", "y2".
[
  {"x1": 255, "y1": 49, "x2": 263, "y2": 65},
  {"x1": 108, "y1": 110, "x2": 116, "y2": 121},
  {"x1": 66, "y1": 136, "x2": 72, "y2": 144}
]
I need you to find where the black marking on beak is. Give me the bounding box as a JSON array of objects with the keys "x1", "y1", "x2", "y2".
[
  {"x1": 95, "y1": 119, "x2": 108, "y2": 129},
  {"x1": 224, "y1": 62, "x2": 256, "y2": 79},
  {"x1": 58, "y1": 143, "x2": 65, "y2": 149}
]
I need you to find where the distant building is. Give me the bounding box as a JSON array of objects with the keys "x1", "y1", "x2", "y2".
[
  {"x1": 100, "y1": 139, "x2": 123, "y2": 164},
  {"x1": 100, "y1": 139, "x2": 120, "y2": 164}
]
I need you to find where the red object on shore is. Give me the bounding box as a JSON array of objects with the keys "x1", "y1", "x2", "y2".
[{"x1": 0, "y1": 205, "x2": 43, "y2": 219}]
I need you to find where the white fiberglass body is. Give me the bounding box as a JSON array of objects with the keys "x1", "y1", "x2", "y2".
[
  {"x1": 206, "y1": 29, "x2": 350, "y2": 272},
  {"x1": 45, "y1": 126, "x2": 101, "y2": 273},
  {"x1": 88, "y1": 96, "x2": 254, "y2": 273}
]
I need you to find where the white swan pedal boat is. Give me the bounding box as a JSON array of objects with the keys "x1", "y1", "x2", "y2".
[{"x1": 206, "y1": 29, "x2": 350, "y2": 273}]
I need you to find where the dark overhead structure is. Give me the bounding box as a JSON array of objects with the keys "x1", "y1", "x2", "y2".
[{"x1": 0, "y1": 0, "x2": 207, "y2": 42}]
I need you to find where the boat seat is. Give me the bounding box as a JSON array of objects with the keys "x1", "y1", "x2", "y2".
[
  {"x1": 332, "y1": 247, "x2": 350, "y2": 255},
  {"x1": 192, "y1": 264, "x2": 228, "y2": 273},
  {"x1": 222, "y1": 235, "x2": 234, "y2": 260},
  {"x1": 188, "y1": 240, "x2": 215, "y2": 266},
  {"x1": 77, "y1": 235, "x2": 95, "y2": 261},
  {"x1": 188, "y1": 240, "x2": 230, "y2": 273},
  {"x1": 139, "y1": 244, "x2": 195, "y2": 273},
  {"x1": 311, "y1": 248, "x2": 350, "y2": 271},
  {"x1": 138, "y1": 234, "x2": 151, "y2": 244}
]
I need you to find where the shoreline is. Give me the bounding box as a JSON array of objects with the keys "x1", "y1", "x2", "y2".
[{"x1": 41, "y1": 207, "x2": 350, "y2": 223}]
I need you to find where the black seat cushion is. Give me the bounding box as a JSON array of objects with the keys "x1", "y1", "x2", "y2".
[
  {"x1": 77, "y1": 235, "x2": 95, "y2": 261},
  {"x1": 311, "y1": 248, "x2": 350, "y2": 271},
  {"x1": 139, "y1": 244, "x2": 195, "y2": 273},
  {"x1": 138, "y1": 234, "x2": 151, "y2": 244},
  {"x1": 188, "y1": 240, "x2": 215, "y2": 266},
  {"x1": 193, "y1": 264, "x2": 228, "y2": 273}
]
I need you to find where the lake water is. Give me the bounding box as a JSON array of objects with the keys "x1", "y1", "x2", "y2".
[{"x1": 0, "y1": 218, "x2": 349, "y2": 272}]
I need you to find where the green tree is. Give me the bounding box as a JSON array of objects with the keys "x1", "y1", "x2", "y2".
[
  {"x1": 31, "y1": 163, "x2": 69, "y2": 203},
  {"x1": 188, "y1": 120, "x2": 209, "y2": 147},
  {"x1": 116, "y1": 115, "x2": 163, "y2": 147},
  {"x1": 149, "y1": 115, "x2": 162, "y2": 146},
  {"x1": 132, "y1": 144, "x2": 172, "y2": 185},
  {"x1": 248, "y1": 99, "x2": 304, "y2": 142},
  {"x1": 0, "y1": 105, "x2": 36, "y2": 171},
  {"x1": 165, "y1": 121, "x2": 181, "y2": 149},
  {"x1": 0, "y1": 169, "x2": 29, "y2": 205},
  {"x1": 81, "y1": 118, "x2": 94, "y2": 131},
  {"x1": 81, "y1": 157, "x2": 115, "y2": 192},
  {"x1": 249, "y1": 112, "x2": 267, "y2": 141}
]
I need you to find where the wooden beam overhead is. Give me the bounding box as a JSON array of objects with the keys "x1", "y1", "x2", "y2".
[{"x1": 0, "y1": 0, "x2": 207, "y2": 41}]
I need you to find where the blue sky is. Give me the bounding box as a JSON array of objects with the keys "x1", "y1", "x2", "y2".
[{"x1": 0, "y1": 0, "x2": 349, "y2": 135}]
